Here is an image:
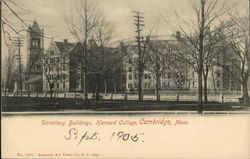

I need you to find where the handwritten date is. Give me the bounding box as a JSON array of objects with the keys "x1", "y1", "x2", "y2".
[{"x1": 64, "y1": 128, "x2": 144, "y2": 145}]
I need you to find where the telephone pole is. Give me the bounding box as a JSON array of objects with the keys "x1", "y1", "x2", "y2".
[
  {"x1": 13, "y1": 37, "x2": 24, "y2": 94},
  {"x1": 133, "y1": 11, "x2": 144, "y2": 101}
]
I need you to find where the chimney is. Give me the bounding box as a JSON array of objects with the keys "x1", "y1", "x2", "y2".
[
  {"x1": 64, "y1": 39, "x2": 68, "y2": 45},
  {"x1": 175, "y1": 31, "x2": 181, "y2": 40}
]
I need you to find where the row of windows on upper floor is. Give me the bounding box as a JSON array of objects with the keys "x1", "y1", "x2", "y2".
[
  {"x1": 44, "y1": 65, "x2": 68, "y2": 72},
  {"x1": 29, "y1": 39, "x2": 41, "y2": 49},
  {"x1": 45, "y1": 74, "x2": 68, "y2": 80},
  {"x1": 127, "y1": 80, "x2": 222, "y2": 90},
  {"x1": 126, "y1": 54, "x2": 179, "y2": 64},
  {"x1": 127, "y1": 81, "x2": 185, "y2": 89},
  {"x1": 128, "y1": 72, "x2": 186, "y2": 80},
  {"x1": 127, "y1": 69, "x2": 222, "y2": 79},
  {"x1": 45, "y1": 57, "x2": 67, "y2": 64}
]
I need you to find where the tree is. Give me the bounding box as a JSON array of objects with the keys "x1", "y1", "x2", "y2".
[
  {"x1": 202, "y1": 20, "x2": 234, "y2": 103},
  {"x1": 174, "y1": 0, "x2": 231, "y2": 113},
  {"x1": 3, "y1": 43, "x2": 18, "y2": 91},
  {"x1": 147, "y1": 38, "x2": 176, "y2": 101},
  {"x1": 218, "y1": 15, "x2": 250, "y2": 106},
  {"x1": 90, "y1": 16, "x2": 114, "y2": 101},
  {"x1": 64, "y1": 0, "x2": 100, "y2": 101}
]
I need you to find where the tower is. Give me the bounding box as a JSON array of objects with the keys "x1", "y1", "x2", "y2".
[{"x1": 25, "y1": 20, "x2": 44, "y2": 92}]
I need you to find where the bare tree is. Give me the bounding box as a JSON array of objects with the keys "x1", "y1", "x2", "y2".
[
  {"x1": 90, "y1": 17, "x2": 114, "y2": 101},
  {"x1": 201, "y1": 19, "x2": 235, "y2": 103},
  {"x1": 147, "y1": 39, "x2": 176, "y2": 101},
  {"x1": 3, "y1": 44, "x2": 18, "y2": 91},
  {"x1": 64, "y1": 0, "x2": 100, "y2": 101},
  {"x1": 174, "y1": 0, "x2": 231, "y2": 113},
  {"x1": 218, "y1": 15, "x2": 250, "y2": 106}
]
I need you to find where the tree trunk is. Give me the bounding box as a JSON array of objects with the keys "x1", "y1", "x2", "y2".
[
  {"x1": 113, "y1": 73, "x2": 117, "y2": 93},
  {"x1": 176, "y1": 89, "x2": 180, "y2": 102},
  {"x1": 203, "y1": 79, "x2": 208, "y2": 104},
  {"x1": 203, "y1": 73, "x2": 208, "y2": 104},
  {"x1": 49, "y1": 86, "x2": 53, "y2": 98},
  {"x1": 198, "y1": 71, "x2": 203, "y2": 113},
  {"x1": 156, "y1": 72, "x2": 160, "y2": 102},
  {"x1": 138, "y1": 67, "x2": 143, "y2": 101},
  {"x1": 242, "y1": 77, "x2": 250, "y2": 106},
  {"x1": 96, "y1": 74, "x2": 100, "y2": 102},
  {"x1": 104, "y1": 78, "x2": 107, "y2": 95}
]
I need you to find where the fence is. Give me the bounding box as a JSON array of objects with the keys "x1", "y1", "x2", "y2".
[{"x1": 1, "y1": 90, "x2": 244, "y2": 103}]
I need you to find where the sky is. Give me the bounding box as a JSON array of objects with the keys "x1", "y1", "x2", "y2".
[{"x1": 1, "y1": 0, "x2": 248, "y2": 71}]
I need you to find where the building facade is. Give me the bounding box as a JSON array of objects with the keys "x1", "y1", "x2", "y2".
[
  {"x1": 42, "y1": 39, "x2": 82, "y2": 93},
  {"x1": 43, "y1": 39, "x2": 125, "y2": 94},
  {"x1": 123, "y1": 33, "x2": 241, "y2": 93}
]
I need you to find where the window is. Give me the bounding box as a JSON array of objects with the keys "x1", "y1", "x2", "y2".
[
  {"x1": 63, "y1": 82, "x2": 65, "y2": 89},
  {"x1": 144, "y1": 74, "x2": 151, "y2": 79},
  {"x1": 193, "y1": 81, "x2": 196, "y2": 88},
  {"x1": 128, "y1": 83, "x2": 132, "y2": 89},
  {"x1": 63, "y1": 74, "x2": 66, "y2": 79},
  {"x1": 148, "y1": 74, "x2": 151, "y2": 79},
  {"x1": 50, "y1": 58, "x2": 55, "y2": 63},
  {"x1": 37, "y1": 40, "x2": 40, "y2": 48},
  {"x1": 32, "y1": 39, "x2": 36, "y2": 48},
  {"x1": 128, "y1": 75, "x2": 132, "y2": 80},
  {"x1": 167, "y1": 72, "x2": 171, "y2": 79},
  {"x1": 217, "y1": 81, "x2": 221, "y2": 88},
  {"x1": 128, "y1": 67, "x2": 132, "y2": 72},
  {"x1": 62, "y1": 65, "x2": 66, "y2": 70},
  {"x1": 134, "y1": 83, "x2": 138, "y2": 88},
  {"x1": 163, "y1": 82, "x2": 167, "y2": 88},
  {"x1": 57, "y1": 83, "x2": 59, "y2": 89}
]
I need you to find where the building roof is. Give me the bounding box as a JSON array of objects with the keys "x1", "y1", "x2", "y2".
[
  {"x1": 55, "y1": 41, "x2": 76, "y2": 53},
  {"x1": 29, "y1": 20, "x2": 42, "y2": 33}
]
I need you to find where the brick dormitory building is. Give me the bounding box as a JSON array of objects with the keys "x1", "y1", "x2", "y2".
[
  {"x1": 42, "y1": 38, "x2": 125, "y2": 93},
  {"x1": 22, "y1": 21, "x2": 243, "y2": 94},
  {"x1": 123, "y1": 33, "x2": 242, "y2": 93}
]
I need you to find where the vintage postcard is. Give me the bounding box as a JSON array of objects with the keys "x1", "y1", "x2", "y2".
[{"x1": 1, "y1": 0, "x2": 250, "y2": 158}]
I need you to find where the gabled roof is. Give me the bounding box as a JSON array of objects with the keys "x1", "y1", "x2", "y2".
[{"x1": 55, "y1": 41, "x2": 75, "y2": 53}]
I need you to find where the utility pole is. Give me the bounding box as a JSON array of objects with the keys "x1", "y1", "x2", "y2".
[
  {"x1": 133, "y1": 11, "x2": 144, "y2": 101},
  {"x1": 83, "y1": 0, "x2": 89, "y2": 104},
  {"x1": 13, "y1": 37, "x2": 24, "y2": 94}
]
